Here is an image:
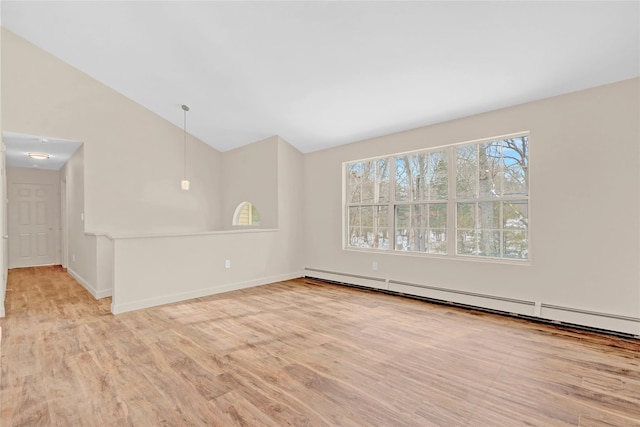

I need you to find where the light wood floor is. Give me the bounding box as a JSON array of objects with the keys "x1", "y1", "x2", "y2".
[{"x1": 1, "y1": 267, "x2": 639, "y2": 426}]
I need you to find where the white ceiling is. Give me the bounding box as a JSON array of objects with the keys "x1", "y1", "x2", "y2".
[
  {"x1": 1, "y1": 1, "x2": 639, "y2": 153},
  {"x1": 3, "y1": 132, "x2": 82, "y2": 170}
]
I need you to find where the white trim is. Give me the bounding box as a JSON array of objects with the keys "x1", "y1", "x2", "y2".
[
  {"x1": 60, "y1": 178, "x2": 67, "y2": 269},
  {"x1": 387, "y1": 279, "x2": 535, "y2": 316},
  {"x1": 111, "y1": 271, "x2": 302, "y2": 315},
  {"x1": 0, "y1": 303, "x2": 5, "y2": 318},
  {"x1": 304, "y1": 268, "x2": 640, "y2": 336},
  {"x1": 340, "y1": 131, "x2": 531, "y2": 164},
  {"x1": 232, "y1": 201, "x2": 261, "y2": 226},
  {"x1": 343, "y1": 133, "x2": 530, "y2": 261},
  {"x1": 342, "y1": 247, "x2": 531, "y2": 266},
  {"x1": 84, "y1": 231, "x2": 110, "y2": 237},
  {"x1": 95, "y1": 288, "x2": 113, "y2": 299},
  {"x1": 107, "y1": 228, "x2": 277, "y2": 240},
  {"x1": 540, "y1": 304, "x2": 640, "y2": 336},
  {"x1": 304, "y1": 269, "x2": 389, "y2": 291},
  {"x1": 67, "y1": 267, "x2": 112, "y2": 299}
]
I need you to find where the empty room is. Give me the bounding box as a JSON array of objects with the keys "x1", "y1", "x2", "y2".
[{"x1": 1, "y1": 1, "x2": 639, "y2": 426}]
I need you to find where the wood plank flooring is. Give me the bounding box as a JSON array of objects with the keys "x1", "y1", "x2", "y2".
[{"x1": 1, "y1": 266, "x2": 639, "y2": 426}]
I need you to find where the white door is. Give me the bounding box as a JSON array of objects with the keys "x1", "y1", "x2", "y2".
[{"x1": 9, "y1": 183, "x2": 57, "y2": 268}]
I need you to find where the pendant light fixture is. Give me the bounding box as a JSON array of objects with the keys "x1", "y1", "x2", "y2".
[{"x1": 180, "y1": 104, "x2": 190, "y2": 191}]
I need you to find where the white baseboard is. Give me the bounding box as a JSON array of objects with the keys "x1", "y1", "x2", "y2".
[
  {"x1": 111, "y1": 271, "x2": 303, "y2": 315},
  {"x1": 303, "y1": 269, "x2": 389, "y2": 291},
  {"x1": 304, "y1": 268, "x2": 640, "y2": 336},
  {"x1": 67, "y1": 268, "x2": 112, "y2": 299},
  {"x1": 94, "y1": 288, "x2": 113, "y2": 299},
  {"x1": 540, "y1": 304, "x2": 640, "y2": 336}
]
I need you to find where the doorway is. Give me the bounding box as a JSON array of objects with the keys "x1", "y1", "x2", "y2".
[
  {"x1": 8, "y1": 173, "x2": 61, "y2": 268},
  {"x1": 3, "y1": 132, "x2": 83, "y2": 270}
]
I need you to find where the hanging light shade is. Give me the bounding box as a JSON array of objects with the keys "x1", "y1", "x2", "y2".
[{"x1": 181, "y1": 104, "x2": 190, "y2": 191}]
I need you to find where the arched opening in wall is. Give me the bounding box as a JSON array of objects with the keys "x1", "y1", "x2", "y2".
[{"x1": 233, "y1": 202, "x2": 260, "y2": 226}]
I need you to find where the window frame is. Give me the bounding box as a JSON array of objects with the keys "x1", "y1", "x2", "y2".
[
  {"x1": 343, "y1": 132, "x2": 530, "y2": 263},
  {"x1": 345, "y1": 158, "x2": 391, "y2": 251},
  {"x1": 233, "y1": 201, "x2": 261, "y2": 226}
]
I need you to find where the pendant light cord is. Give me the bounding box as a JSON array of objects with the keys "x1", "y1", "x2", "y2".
[{"x1": 182, "y1": 104, "x2": 189, "y2": 180}]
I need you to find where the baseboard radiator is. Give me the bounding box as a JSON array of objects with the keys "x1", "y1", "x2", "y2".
[{"x1": 304, "y1": 268, "x2": 640, "y2": 338}]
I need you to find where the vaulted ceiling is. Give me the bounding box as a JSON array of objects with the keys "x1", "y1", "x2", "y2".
[{"x1": 2, "y1": 1, "x2": 639, "y2": 153}]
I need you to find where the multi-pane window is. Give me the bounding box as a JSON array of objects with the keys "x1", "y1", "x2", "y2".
[
  {"x1": 347, "y1": 159, "x2": 390, "y2": 249},
  {"x1": 394, "y1": 150, "x2": 448, "y2": 254},
  {"x1": 455, "y1": 137, "x2": 528, "y2": 259},
  {"x1": 345, "y1": 133, "x2": 529, "y2": 260}
]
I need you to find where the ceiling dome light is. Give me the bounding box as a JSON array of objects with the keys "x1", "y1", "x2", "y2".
[{"x1": 28, "y1": 152, "x2": 50, "y2": 160}]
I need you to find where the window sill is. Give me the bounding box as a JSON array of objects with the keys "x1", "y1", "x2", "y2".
[{"x1": 342, "y1": 247, "x2": 531, "y2": 266}]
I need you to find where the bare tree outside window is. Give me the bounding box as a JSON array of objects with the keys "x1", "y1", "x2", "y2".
[
  {"x1": 345, "y1": 134, "x2": 528, "y2": 260},
  {"x1": 394, "y1": 150, "x2": 448, "y2": 254},
  {"x1": 347, "y1": 159, "x2": 389, "y2": 249},
  {"x1": 456, "y1": 137, "x2": 528, "y2": 259}
]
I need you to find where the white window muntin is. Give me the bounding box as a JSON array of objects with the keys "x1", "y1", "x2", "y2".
[{"x1": 344, "y1": 132, "x2": 529, "y2": 261}]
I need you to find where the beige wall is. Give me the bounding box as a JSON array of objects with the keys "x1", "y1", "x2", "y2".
[
  {"x1": 1, "y1": 27, "x2": 638, "y2": 333},
  {"x1": 6, "y1": 167, "x2": 61, "y2": 184},
  {"x1": 0, "y1": 23, "x2": 4, "y2": 315},
  {"x1": 111, "y1": 137, "x2": 304, "y2": 313},
  {"x1": 0, "y1": 149, "x2": 5, "y2": 317},
  {"x1": 0, "y1": 29, "x2": 304, "y2": 312},
  {"x1": 60, "y1": 145, "x2": 98, "y2": 294},
  {"x1": 304, "y1": 78, "x2": 640, "y2": 334},
  {"x1": 277, "y1": 136, "x2": 304, "y2": 275},
  {"x1": 1, "y1": 28, "x2": 223, "y2": 235},
  {"x1": 221, "y1": 136, "x2": 278, "y2": 229}
]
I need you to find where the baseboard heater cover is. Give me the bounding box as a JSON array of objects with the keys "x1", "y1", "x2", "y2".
[
  {"x1": 539, "y1": 303, "x2": 640, "y2": 337},
  {"x1": 304, "y1": 268, "x2": 388, "y2": 291},
  {"x1": 303, "y1": 268, "x2": 640, "y2": 339},
  {"x1": 388, "y1": 278, "x2": 535, "y2": 311}
]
